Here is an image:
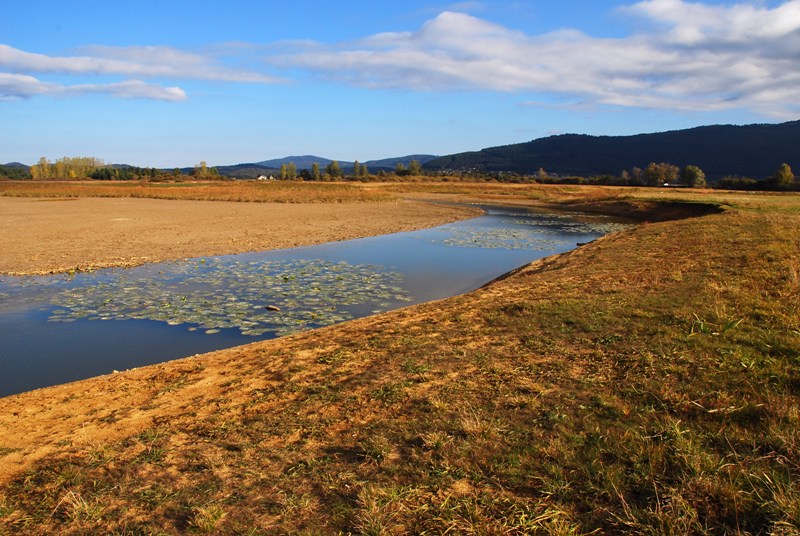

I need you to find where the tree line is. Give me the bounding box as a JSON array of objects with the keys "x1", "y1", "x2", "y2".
[
  {"x1": 2, "y1": 156, "x2": 796, "y2": 191},
  {"x1": 475, "y1": 162, "x2": 796, "y2": 191},
  {"x1": 29, "y1": 156, "x2": 106, "y2": 180},
  {"x1": 716, "y1": 163, "x2": 797, "y2": 191},
  {"x1": 528, "y1": 162, "x2": 707, "y2": 188},
  {"x1": 1, "y1": 157, "x2": 225, "y2": 181},
  {"x1": 272, "y1": 159, "x2": 423, "y2": 181}
]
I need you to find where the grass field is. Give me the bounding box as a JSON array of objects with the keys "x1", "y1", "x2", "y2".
[
  {"x1": 0, "y1": 180, "x2": 393, "y2": 204},
  {"x1": 0, "y1": 184, "x2": 798, "y2": 534}
]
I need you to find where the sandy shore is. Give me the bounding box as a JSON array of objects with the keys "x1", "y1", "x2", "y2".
[
  {"x1": 0, "y1": 196, "x2": 479, "y2": 275},
  {"x1": 0, "y1": 194, "x2": 478, "y2": 482}
]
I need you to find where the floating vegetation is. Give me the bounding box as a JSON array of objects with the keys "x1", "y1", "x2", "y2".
[
  {"x1": 509, "y1": 219, "x2": 636, "y2": 234},
  {"x1": 428, "y1": 217, "x2": 635, "y2": 250},
  {"x1": 3, "y1": 209, "x2": 636, "y2": 344},
  {"x1": 434, "y1": 227, "x2": 569, "y2": 250},
  {"x1": 46, "y1": 258, "x2": 412, "y2": 337}
]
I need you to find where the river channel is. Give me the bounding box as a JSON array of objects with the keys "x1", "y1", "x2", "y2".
[{"x1": 0, "y1": 205, "x2": 633, "y2": 397}]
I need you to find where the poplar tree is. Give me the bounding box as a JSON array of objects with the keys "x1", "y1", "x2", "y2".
[
  {"x1": 681, "y1": 165, "x2": 706, "y2": 188},
  {"x1": 326, "y1": 161, "x2": 342, "y2": 178},
  {"x1": 772, "y1": 163, "x2": 795, "y2": 189},
  {"x1": 31, "y1": 157, "x2": 51, "y2": 180},
  {"x1": 644, "y1": 162, "x2": 679, "y2": 186}
]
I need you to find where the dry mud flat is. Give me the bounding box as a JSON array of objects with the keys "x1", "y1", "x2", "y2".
[{"x1": 0, "y1": 196, "x2": 479, "y2": 275}]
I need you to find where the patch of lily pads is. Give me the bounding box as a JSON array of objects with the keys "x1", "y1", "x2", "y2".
[
  {"x1": 509, "y1": 219, "x2": 636, "y2": 234},
  {"x1": 433, "y1": 226, "x2": 570, "y2": 250},
  {"x1": 46, "y1": 258, "x2": 412, "y2": 337},
  {"x1": 428, "y1": 217, "x2": 634, "y2": 250}
]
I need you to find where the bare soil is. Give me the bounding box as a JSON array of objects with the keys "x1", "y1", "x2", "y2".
[{"x1": 0, "y1": 196, "x2": 478, "y2": 275}]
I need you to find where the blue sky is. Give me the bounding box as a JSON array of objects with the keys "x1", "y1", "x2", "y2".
[{"x1": 1, "y1": 0, "x2": 798, "y2": 167}]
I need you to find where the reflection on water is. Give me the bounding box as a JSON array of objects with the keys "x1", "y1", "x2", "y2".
[{"x1": 0, "y1": 205, "x2": 633, "y2": 396}]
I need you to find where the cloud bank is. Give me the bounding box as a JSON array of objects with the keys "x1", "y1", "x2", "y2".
[
  {"x1": 273, "y1": 0, "x2": 800, "y2": 117},
  {"x1": 0, "y1": 43, "x2": 277, "y2": 101},
  {"x1": 1, "y1": 0, "x2": 798, "y2": 115},
  {"x1": 0, "y1": 72, "x2": 186, "y2": 102}
]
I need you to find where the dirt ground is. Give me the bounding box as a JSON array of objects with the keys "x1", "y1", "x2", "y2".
[
  {"x1": 0, "y1": 194, "x2": 478, "y2": 482},
  {"x1": 0, "y1": 196, "x2": 479, "y2": 275}
]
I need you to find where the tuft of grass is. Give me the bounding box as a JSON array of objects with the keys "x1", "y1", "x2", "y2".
[
  {"x1": 190, "y1": 503, "x2": 227, "y2": 533},
  {"x1": 52, "y1": 490, "x2": 104, "y2": 523},
  {"x1": 360, "y1": 435, "x2": 393, "y2": 465},
  {"x1": 352, "y1": 485, "x2": 408, "y2": 535},
  {"x1": 458, "y1": 404, "x2": 506, "y2": 439}
]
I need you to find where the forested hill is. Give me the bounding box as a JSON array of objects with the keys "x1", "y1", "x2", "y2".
[{"x1": 424, "y1": 120, "x2": 800, "y2": 181}]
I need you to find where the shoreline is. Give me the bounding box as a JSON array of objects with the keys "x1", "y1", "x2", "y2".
[
  {"x1": 0, "y1": 195, "x2": 633, "y2": 481},
  {"x1": 0, "y1": 196, "x2": 481, "y2": 276}
]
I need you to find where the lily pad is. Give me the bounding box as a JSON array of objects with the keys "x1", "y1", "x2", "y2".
[
  {"x1": 509, "y1": 219, "x2": 635, "y2": 234},
  {"x1": 429, "y1": 226, "x2": 569, "y2": 250},
  {"x1": 46, "y1": 258, "x2": 412, "y2": 337},
  {"x1": 427, "y1": 216, "x2": 634, "y2": 250}
]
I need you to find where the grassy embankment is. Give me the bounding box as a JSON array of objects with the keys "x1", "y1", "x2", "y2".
[
  {"x1": 0, "y1": 184, "x2": 798, "y2": 534},
  {"x1": 0, "y1": 180, "x2": 392, "y2": 204}
]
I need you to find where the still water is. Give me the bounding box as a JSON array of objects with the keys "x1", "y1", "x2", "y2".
[{"x1": 0, "y1": 205, "x2": 632, "y2": 396}]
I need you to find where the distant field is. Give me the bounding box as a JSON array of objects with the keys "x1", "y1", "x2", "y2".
[
  {"x1": 0, "y1": 192, "x2": 477, "y2": 275},
  {"x1": 0, "y1": 180, "x2": 393, "y2": 204},
  {"x1": 6, "y1": 179, "x2": 795, "y2": 212}
]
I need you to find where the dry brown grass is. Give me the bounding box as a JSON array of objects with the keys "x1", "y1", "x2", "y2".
[
  {"x1": 0, "y1": 185, "x2": 798, "y2": 534},
  {"x1": 0, "y1": 180, "x2": 393, "y2": 203}
]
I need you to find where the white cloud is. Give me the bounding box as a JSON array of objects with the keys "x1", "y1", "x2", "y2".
[
  {"x1": 622, "y1": 0, "x2": 800, "y2": 43},
  {"x1": 0, "y1": 44, "x2": 279, "y2": 84},
  {"x1": 2, "y1": 1, "x2": 798, "y2": 114},
  {"x1": 0, "y1": 72, "x2": 186, "y2": 102},
  {"x1": 0, "y1": 73, "x2": 54, "y2": 100},
  {"x1": 270, "y1": 2, "x2": 800, "y2": 118},
  {"x1": 66, "y1": 80, "x2": 187, "y2": 101},
  {"x1": 0, "y1": 43, "x2": 279, "y2": 101}
]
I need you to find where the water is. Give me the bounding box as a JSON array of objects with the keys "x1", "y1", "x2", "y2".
[{"x1": 0, "y1": 205, "x2": 633, "y2": 396}]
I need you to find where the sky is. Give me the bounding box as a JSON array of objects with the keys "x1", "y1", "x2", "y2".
[{"x1": 1, "y1": 0, "x2": 798, "y2": 167}]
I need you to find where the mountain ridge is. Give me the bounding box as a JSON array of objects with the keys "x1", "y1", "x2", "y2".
[
  {"x1": 6, "y1": 120, "x2": 798, "y2": 181},
  {"x1": 254, "y1": 154, "x2": 438, "y2": 171},
  {"x1": 424, "y1": 120, "x2": 800, "y2": 181}
]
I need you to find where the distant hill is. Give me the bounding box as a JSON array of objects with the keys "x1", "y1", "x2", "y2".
[
  {"x1": 174, "y1": 154, "x2": 440, "y2": 179},
  {"x1": 252, "y1": 154, "x2": 439, "y2": 174},
  {"x1": 2, "y1": 162, "x2": 30, "y2": 170},
  {"x1": 247, "y1": 154, "x2": 438, "y2": 176},
  {"x1": 364, "y1": 155, "x2": 438, "y2": 171},
  {"x1": 256, "y1": 156, "x2": 334, "y2": 169},
  {"x1": 424, "y1": 121, "x2": 800, "y2": 181},
  {"x1": 0, "y1": 162, "x2": 31, "y2": 179},
  {"x1": 213, "y1": 163, "x2": 275, "y2": 179}
]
